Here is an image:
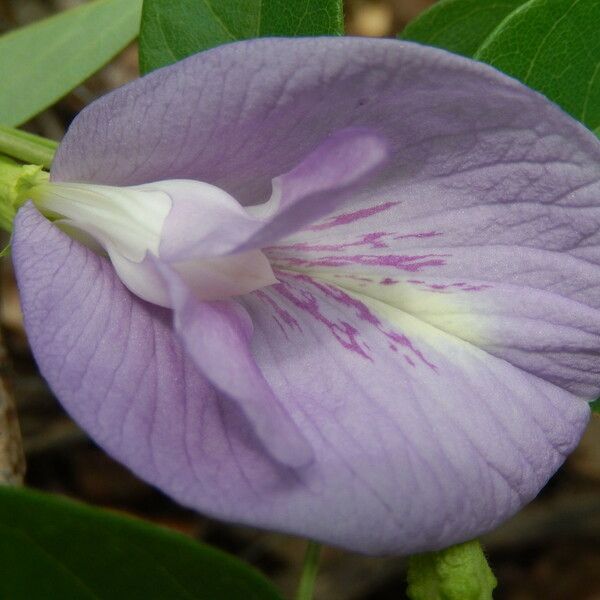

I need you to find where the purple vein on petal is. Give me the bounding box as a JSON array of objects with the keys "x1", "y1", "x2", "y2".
[
  {"x1": 265, "y1": 232, "x2": 392, "y2": 253},
  {"x1": 271, "y1": 253, "x2": 450, "y2": 272},
  {"x1": 268, "y1": 272, "x2": 437, "y2": 370},
  {"x1": 307, "y1": 201, "x2": 400, "y2": 231},
  {"x1": 405, "y1": 280, "x2": 494, "y2": 293},
  {"x1": 267, "y1": 231, "x2": 445, "y2": 254}
]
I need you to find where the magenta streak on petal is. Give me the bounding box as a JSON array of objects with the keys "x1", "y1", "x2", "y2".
[
  {"x1": 381, "y1": 278, "x2": 398, "y2": 285},
  {"x1": 386, "y1": 330, "x2": 437, "y2": 371},
  {"x1": 407, "y1": 279, "x2": 494, "y2": 293},
  {"x1": 462, "y1": 285, "x2": 493, "y2": 292},
  {"x1": 298, "y1": 275, "x2": 438, "y2": 371},
  {"x1": 254, "y1": 289, "x2": 302, "y2": 332},
  {"x1": 361, "y1": 233, "x2": 389, "y2": 249},
  {"x1": 269, "y1": 231, "x2": 443, "y2": 255},
  {"x1": 273, "y1": 253, "x2": 449, "y2": 272},
  {"x1": 270, "y1": 315, "x2": 287, "y2": 337},
  {"x1": 306, "y1": 201, "x2": 400, "y2": 231},
  {"x1": 393, "y1": 231, "x2": 443, "y2": 240},
  {"x1": 267, "y1": 232, "x2": 391, "y2": 253},
  {"x1": 276, "y1": 272, "x2": 437, "y2": 370},
  {"x1": 272, "y1": 281, "x2": 372, "y2": 361}
]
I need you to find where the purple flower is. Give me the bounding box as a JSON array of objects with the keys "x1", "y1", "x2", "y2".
[{"x1": 12, "y1": 37, "x2": 600, "y2": 555}]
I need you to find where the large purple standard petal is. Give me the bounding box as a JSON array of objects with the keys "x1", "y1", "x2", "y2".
[
  {"x1": 13, "y1": 37, "x2": 600, "y2": 554},
  {"x1": 13, "y1": 205, "x2": 590, "y2": 555},
  {"x1": 53, "y1": 37, "x2": 598, "y2": 209},
  {"x1": 50, "y1": 39, "x2": 600, "y2": 394}
]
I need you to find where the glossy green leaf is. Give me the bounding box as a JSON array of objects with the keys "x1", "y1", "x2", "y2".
[
  {"x1": 0, "y1": 0, "x2": 142, "y2": 127},
  {"x1": 400, "y1": 0, "x2": 528, "y2": 57},
  {"x1": 590, "y1": 398, "x2": 600, "y2": 414},
  {"x1": 139, "y1": 0, "x2": 344, "y2": 74},
  {"x1": 475, "y1": 0, "x2": 600, "y2": 136},
  {"x1": 0, "y1": 486, "x2": 283, "y2": 600}
]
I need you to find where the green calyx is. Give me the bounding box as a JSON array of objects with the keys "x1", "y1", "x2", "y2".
[
  {"x1": 406, "y1": 539, "x2": 497, "y2": 600},
  {"x1": 0, "y1": 125, "x2": 56, "y2": 254},
  {"x1": 0, "y1": 155, "x2": 49, "y2": 234}
]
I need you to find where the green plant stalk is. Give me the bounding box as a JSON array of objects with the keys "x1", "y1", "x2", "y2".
[
  {"x1": 0, "y1": 125, "x2": 57, "y2": 169},
  {"x1": 295, "y1": 541, "x2": 322, "y2": 600}
]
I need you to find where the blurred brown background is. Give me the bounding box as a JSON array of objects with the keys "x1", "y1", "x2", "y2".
[{"x1": 2, "y1": 1, "x2": 600, "y2": 598}]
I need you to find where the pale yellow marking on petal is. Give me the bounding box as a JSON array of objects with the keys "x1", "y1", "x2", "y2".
[{"x1": 290, "y1": 269, "x2": 488, "y2": 349}]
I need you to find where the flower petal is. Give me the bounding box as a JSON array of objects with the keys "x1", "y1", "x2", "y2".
[
  {"x1": 153, "y1": 260, "x2": 313, "y2": 468},
  {"x1": 11, "y1": 203, "x2": 590, "y2": 555},
  {"x1": 16, "y1": 36, "x2": 600, "y2": 554},
  {"x1": 158, "y1": 128, "x2": 390, "y2": 260},
  {"x1": 268, "y1": 133, "x2": 600, "y2": 398},
  {"x1": 240, "y1": 272, "x2": 590, "y2": 552},
  {"x1": 52, "y1": 37, "x2": 595, "y2": 212},
  {"x1": 50, "y1": 37, "x2": 600, "y2": 328},
  {"x1": 11, "y1": 205, "x2": 311, "y2": 529}
]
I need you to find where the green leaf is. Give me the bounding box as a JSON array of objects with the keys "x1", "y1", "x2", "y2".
[
  {"x1": 0, "y1": 0, "x2": 142, "y2": 127},
  {"x1": 406, "y1": 539, "x2": 497, "y2": 600},
  {"x1": 475, "y1": 0, "x2": 600, "y2": 135},
  {"x1": 139, "y1": 0, "x2": 344, "y2": 74},
  {"x1": 590, "y1": 398, "x2": 600, "y2": 414},
  {"x1": 0, "y1": 486, "x2": 283, "y2": 600},
  {"x1": 400, "y1": 0, "x2": 529, "y2": 57}
]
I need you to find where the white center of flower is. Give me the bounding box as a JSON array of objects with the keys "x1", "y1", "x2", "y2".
[
  {"x1": 29, "y1": 180, "x2": 277, "y2": 307},
  {"x1": 33, "y1": 182, "x2": 169, "y2": 261}
]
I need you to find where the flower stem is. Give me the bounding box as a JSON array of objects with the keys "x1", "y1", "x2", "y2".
[
  {"x1": 295, "y1": 541, "x2": 322, "y2": 600},
  {"x1": 0, "y1": 125, "x2": 57, "y2": 169}
]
